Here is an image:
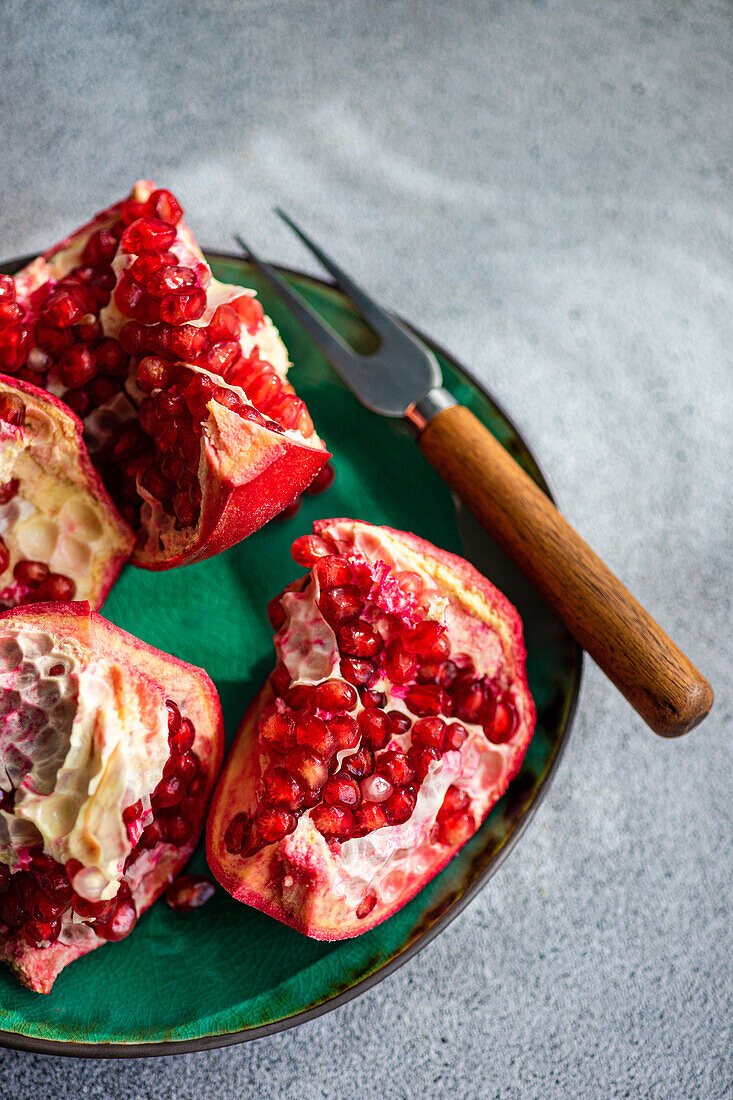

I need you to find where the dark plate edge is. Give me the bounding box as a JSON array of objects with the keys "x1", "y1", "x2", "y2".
[{"x1": 0, "y1": 252, "x2": 583, "y2": 1058}]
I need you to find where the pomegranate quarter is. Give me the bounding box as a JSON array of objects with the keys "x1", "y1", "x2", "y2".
[
  {"x1": 0, "y1": 374, "x2": 133, "y2": 610},
  {"x1": 3, "y1": 180, "x2": 329, "y2": 569},
  {"x1": 207, "y1": 519, "x2": 536, "y2": 939},
  {"x1": 0, "y1": 601, "x2": 223, "y2": 993}
]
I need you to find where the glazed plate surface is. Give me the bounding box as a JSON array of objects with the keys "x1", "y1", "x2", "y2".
[{"x1": 0, "y1": 254, "x2": 581, "y2": 1055}]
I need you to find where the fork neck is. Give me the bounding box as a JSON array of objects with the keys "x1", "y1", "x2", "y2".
[{"x1": 404, "y1": 387, "x2": 457, "y2": 435}]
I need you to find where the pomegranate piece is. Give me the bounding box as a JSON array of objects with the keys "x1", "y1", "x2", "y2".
[
  {"x1": 207, "y1": 518, "x2": 536, "y2": 939},
  {"x1": 9, "y1": 179, "x2": 330, "y2": 570},
  {"x1": 0, "y1": 375, "x2": 133, "y2": 610},
  {"x1": 0, "y1": 601, "x2": 223, "y2": 993}
]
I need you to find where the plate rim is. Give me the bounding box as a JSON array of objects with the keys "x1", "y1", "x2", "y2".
[{"x1": 0, "y1": 251, "x2": 583, "y2": 1058}]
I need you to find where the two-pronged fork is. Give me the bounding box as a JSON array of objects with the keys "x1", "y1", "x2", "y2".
[{"x1": 235, "y1": 215, "x2": 712, "y2": 737}]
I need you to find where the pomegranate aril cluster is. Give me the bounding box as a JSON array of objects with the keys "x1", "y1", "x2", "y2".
[
  {"x1": 225, "y1": 533, "x2": 519, "y2": 859},
  {"x1": 0, "y1": 697, "x2": 204, "y2": 950}
]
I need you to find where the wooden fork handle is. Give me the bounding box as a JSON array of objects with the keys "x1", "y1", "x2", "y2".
[{"x1": 418, "y1": 404, "x2": 713, "y2": 736}]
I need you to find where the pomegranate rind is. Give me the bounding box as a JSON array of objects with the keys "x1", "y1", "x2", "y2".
[
  {"x1": 207, "y1": 519, "x2": 536, "y2": 939},
  {"x1": 12, "y1": 180, "x2": 330, "y2": 570},
  {"x1": 0, "y1": 373, "x2": 134, "y2": 608},
  {"x1": 0, "y1": 601, "x2": 224, "y2": 993}
]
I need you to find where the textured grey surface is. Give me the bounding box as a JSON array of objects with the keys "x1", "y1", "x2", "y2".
[{"x1": 0, "y1": 0, "x2": 731, "y2": 1095}]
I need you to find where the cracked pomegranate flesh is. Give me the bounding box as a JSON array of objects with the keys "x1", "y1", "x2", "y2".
[
  {"x1": 0, "y1": 600, "x2": 223, "y2": 992},
  {"x1": 0, "y1": 374, "x2": 133, "y2": 611},
  {"x1": 207, "y1": 519, "x2": 536, "y2": 938},
  {"x1": 3, "y1": 181, "x2": 329, "y2": 569}
]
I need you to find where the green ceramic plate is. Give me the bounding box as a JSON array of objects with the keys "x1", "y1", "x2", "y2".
[{"x1": 0, "y1": 253, "x2": 581, "y2": 1056}]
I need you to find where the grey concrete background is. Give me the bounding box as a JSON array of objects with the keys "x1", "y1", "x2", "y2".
[{"x1": 1, "y1": 0, "x2": 731, "y2": 1096}]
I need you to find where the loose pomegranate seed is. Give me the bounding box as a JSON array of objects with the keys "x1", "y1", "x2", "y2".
[
  {"x1": 410, "y1": 744, "x2": 441, "y2": 781},
  {"x1": 305, "y1": 461, "x2": 336, "y2": 496},
  {"x1": 121, "y1": 217, "x2": 177, "y2": 254},
  {"x1": 257, "y1": 808, "x2": 296, "y2": 844},
  {"x1": 318, "y1": 584, "x2": 364, "y2": 625},
  {"x1": 267, "y1": 595, "x2": 286, "y2": 631},
  {"x1": 208, "y1": 303, "x2": 241, "y2": 341},
  {"x1": 376, "y1": 750, "x2": 415, "y2": 786},
  {"x1": 0, "y1": 478, "x2": 19, "y2": 504},
  {"x1": 411, "y1": 717, "x2": 447, "y2": 751},
  {"x1": 41, "y1": 287, "x2": 85, "y2": 328},
  {"x1": 437, "y1": 811, "x2": 475, "y2": 847},
  {"x1": 313, "y1": 678, "x2": 358, "y2": 712},
  {"x1": 313, "y1": 556, "x2": 352, "y2": 588},
  {"x1": 438, "y1": 785, "x2": 471, "y2": 820},
  {"x1": 263, "y1": 765, "x2": 305, "y2": 810},
  {"x1": 405, "y1": 684, "x2": 453, "y2": 718},
  {"x1": 388, "y1": 711, "x2": 412, "y2": 734},
  {"x1": 338, "y1": 620, "x2": 383, "y2": 658},
  {"x1": 355, "y1": 803, "x2": 391, "y2": 833},
  {"x1": 224, "y1": 813, "x2": 250, "y2": 853},
  {"x1": 340, "y1": 657, "x2": 377, "y2": 686},
  {"x1": 324, "y1": 774, "x2": 361, "y2": 807},
  {"x1": 310, "y1": 804, "x2": 355, "y2": 841},
  {"x1": 284, "y1": 747, "x2": 329, "y2": 792},
  {"x1": 402, "y1": 620, "x2": 449, "y2": 657},
  {"x1": 296, "y1": 715, "x2": 338, "y2": 759},
  {"x1": 0, "y1": 274, "x2": 16, "y2": 302},
  {"x1": 35, "y1": 573, "x2": 76, "y2": 601},
  {"x1": 452, "y1": 680, "x2": 487, "y2": 724},
  {"x1": 357, "y1": 709, "x2": 392, "y2": 750},
  {"x1": 356, "y1": 892, "x2": 377, "y2": 919},
  {"x1": 232, "y1": 293, "x2": 264, "y2": 333},
  {"x1": 341, "y1": 745, "x2": 375, "y2": 780},
  {"x1": 165, "y1": 874, "x2": 215, "y2": 912},
  {"x1": 13, "y1": 559, "x2": 48, "y2": 587},
  {"x1": 330, "y1": 713, "x2": 360, "y2": 750},
  {"x1": 291, "y1": 534, "x2": 335, "y2": 567},
  {"x1": 361, "y1": 774, "x2": 393, "y2": 803},
  {"x1": 0, "y1": 392, "x2": 25, "y2": 426},
  {"x1": 147, "y1": 188, "x2": 184, "y2": 225}
]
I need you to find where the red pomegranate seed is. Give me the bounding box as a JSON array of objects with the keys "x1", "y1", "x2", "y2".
[
  {"x1": 313, "y1": 678, "x2": 358, "y2": 712},
  {"x1": 138, "y1": 819, "x2": 165, "y2": 849},
  {"x1": 72, "y1": 892, "x2": 116, "y2": 920},
  {"x1": 291, "y1": 534, "x2": 335, "y2": 567},
  {"x1": 130, "y1": 252, "x2": 167, "y2": 283},
  {"x1": 445, "y1": 722, "x2": 468, "y2": 750},
  {"x1": 257, "y1": 807, "x2": 296, "y2": 844},
  {"x1": 94, "y1": 895, "x2": 138, "y2": 941},
  {"x1": 168, "y1": 323, "x2": 209, "y2": 362},
  {"x1": 208, "y1": 303, "x2": 241, "y2": 341},
  {"x1": 122, "y1": 799, "x2": 143, "y2": 826},
  {"x1": 175, "y1": 750, "x2": 199, "y2": 783},
  {"x1": 160, "y1": 288, "x2": 206, "y2": 324},
  {"x1": 305, "y1": 461, "x2": 336, "y2": 496},
  {"x1": 405, "y1": 684, "x2": 453, "y2": 718},
  {"x1": 388, "y1": 711, "x2": 412, "y2": 735},
  {"x1": 341, "y1": 746, "x2": 375, "y2": 779},
  {"x1": 360, "y1": 686, "x2": 387, "y2": 709},
  {"x1": 410, "y1": 744, "x2": 441, "y2": 781},
  {"x1": 243, "y1": 364, "x2": 283, "y2": 407},
  {"x1": 137, "y1": 356, "x2": 175, "y2": 393},
  {"x1": 296, "y1": 715, "x2": 338, "y2": 759},
  {"x1": 153, "y1": 774, "x2": 185, "y2": 809},
  {"x1": 485, "y1": 697, "x2": 518, "y2": 744},
  {"x1": 165, "y1": 874, "x2": 215, "y2": 911},
  {"x1": 13, "y1": 559, "x2": 48, "y2": 587},
  {"x1": 95, "y1": 338, "x2": 129, "y2": 379},
  {"x1": 0, "y1": 478, "x2": 19, "y2": 504},
  {"x1": 0, "y1": 393, "x2": 25, "y2": 426},
  {"x1": 310, "y1": 804, "x2": 355, "y2": 840},
  {"x1": 437, "y1": 811, "x2": 475, "y2": 847},
  {"x1": 147, "y1": 265, "x2": 197, "y2": 297},
  {"x1": 87, "y1": 376, "x2": 118, "y2": 406},
  {"x1": 338, "y1": 620, "x2": 383, "y2": 658},
  {"x1": 355, "y1": 803, "x2": 391, "y2": 833},
  {"x1": 231, "y1": 293, "x2": 264, "y2": 333},
  {"x1": 324, "y1": 774, "x2": 361, "y2": 807},
  {"x1": 330, "y1": 713, "x2": 360, "y2": 750},
  {"x1": 382, "y1": 640, "x2": 418, "y2": 684},
  {"x1": 319, "y1": 584, "x2": 364, "y2": 625},
  {"x1": 267, "y1": 595, "x2": 286, "y2": 631},
  {"x1": 0, "y1": 302, "x2": 25, "y2": 325},
  {"x1": 386, "y1": 785, "x2": 417, "y2": 824},
  {"x1": 82, "y1": 228, "x2": 118, "y2": 267},
  {"x1": 146, "y1": 188, "x2": 184, "y2": 225},
  {"x1": 357, "y1": 709, "x2": 392, "y2": 750},
  {"x1": 376, "y1": 750, "x2": 415, "y2": 786},
  {"x1": 120, "y1": 199, "x2": 148, "y2": 225},
  {"x1": 411, "y1": 716, "x2": 446, "y2": 751},
  {"x1": 260, "y1": 713, "x2": 296, "y2": 754},
  {"x1": 402, "y1": 620, "x2": 449, "y2": 657},
  {"x1": 284, "y1": 747, "x2": 329, "y2": 792},
  {"x1": 23, "y1": 918, "x2": 62, "y2": 947},
  {"x1": 121, "y1": 217, "x2": 177, "y2": 254},
  {"x1": 0, "y1": 274, "x2": 16, "y2": 302},
  {"x1": 204, "y1": 341, "x2": 240, "y2": 376},
  {"x1": 0, "y1": 538, "x2": 10, "y2": 573},
  {"x1": 270, "y1": 662, "x2": 291, "y2": 695},
  {"x1": 224, "y1": 812, "x2": 250, "y2": 853},
  {"x1": 313, "y1": 556, "x2": 352, "y2": 588},
  {"x1": 340, "y1": 657, "x2": 377, "y2": 686},
  {"x1": 263, "y1": 765, "x2": 305, "y2": 810},
  {"x1": 164, "y1": 814, "x2": 194, "y2": 845},
  {"x1": 41, "y1": 288, "x2": 85, "y2": 328},
  {"x1": 35, "y1": 573, "x2": 76, "y2": 601},
  {"x1": 438, "y1": 785, "x2": 471, "y2": 821},
  {"x1": 417, "y1": 659, "x2": 458, "y2": 688},
  {"x1": 284, "y1": 683, "x2": 313, "y2": 710},
  {"x1": 452, "y1": 680, "x2": 487, "y2": 724},
  {"x1": 361, "y1": 774, "x2": 393, "y2": 802}
]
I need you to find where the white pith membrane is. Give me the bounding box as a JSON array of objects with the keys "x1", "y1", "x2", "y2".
[
  {"x1": 255, "y1": 521, "x2": 529, "y2": 918},
  {"x1": 0, "y1": 387, "x2": 132, "y2": 606},
  {"x1": 12, "y1": 180, "x2": 326, "y2": 563},
  {"x1": 0, "y1": 626, "x2": 172, "y2": 947}
]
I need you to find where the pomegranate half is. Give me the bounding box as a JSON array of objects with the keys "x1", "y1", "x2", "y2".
[
  {"x1": 0, "y1": 374, "x2": 133, "y2": 611},
  {"x1": 2, "y1": 181, "x2": 329, "y2": 569},
  {"x1": 0, "y1": 601, "x2": 223, "y2": 993},
  {"x1": 207, "y1": 519, "x2": 536, "y2": 939}
]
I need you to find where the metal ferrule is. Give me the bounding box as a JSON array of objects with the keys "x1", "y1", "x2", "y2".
[{"x1": 404, "y1": 387, "x2": 458, "y2": 435}]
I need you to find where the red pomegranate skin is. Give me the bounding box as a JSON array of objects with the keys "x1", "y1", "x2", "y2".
[
  {"x1": 7, "y1": 180, "x2": 330, "y2": 570},
  {"x1": 0, "y1": 373, "x2": 134, "y2": 610},
  {"x1": 0, "y1": 601, "x2": 223, "y2": 993},
  {"x1": 207, "y1": 519, "x2": 536, "y2": 940}
]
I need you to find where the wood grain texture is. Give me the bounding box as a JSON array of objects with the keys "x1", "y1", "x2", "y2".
[{"x1": 419, "y1": 405, "x2": 713, "y2": 736}]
